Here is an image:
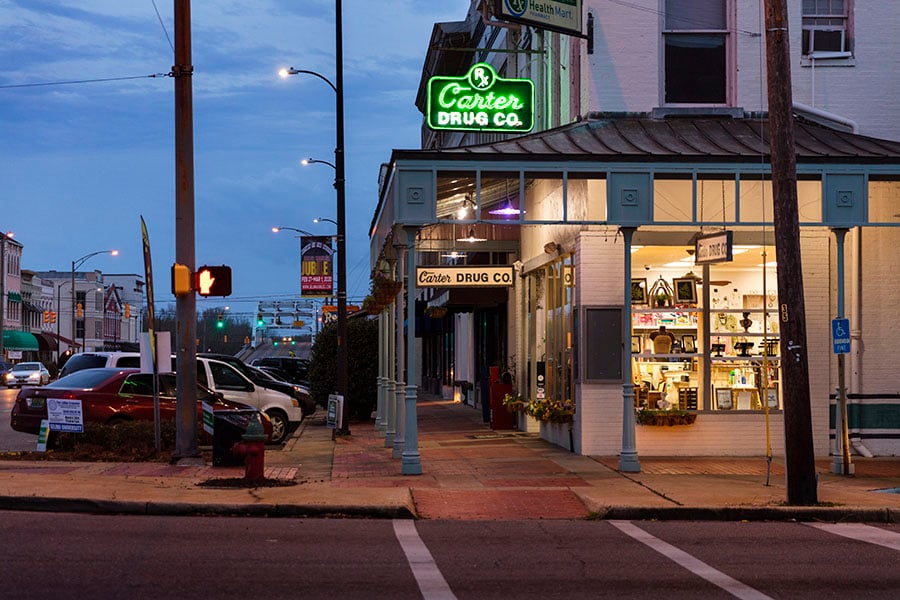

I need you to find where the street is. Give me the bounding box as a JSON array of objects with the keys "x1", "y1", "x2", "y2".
[
  {"x1": 1, "y1": 386, "x2": 38, "y2": 452},
  {"x1": 1, "y1": 513, "x2": 898, "y2": 599}
]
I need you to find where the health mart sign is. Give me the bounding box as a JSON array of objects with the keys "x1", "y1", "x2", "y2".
[{"x1": 427, "y1": 63, "x2": 534, "y2": 133}]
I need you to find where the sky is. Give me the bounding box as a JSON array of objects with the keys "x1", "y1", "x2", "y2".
[{"x1": 0, "y1": 0, "x2": 471, "y2": 321}]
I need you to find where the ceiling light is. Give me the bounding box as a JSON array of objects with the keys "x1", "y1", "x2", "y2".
[{"x1": 457, "y1": 228, "x2": 487, "y2": 243}]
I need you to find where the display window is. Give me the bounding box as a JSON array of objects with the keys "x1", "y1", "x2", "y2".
[{"x1": 630, "y1": 243, "x2": 781, "y2": 412}]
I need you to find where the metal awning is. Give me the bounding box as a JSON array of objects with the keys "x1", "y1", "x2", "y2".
[{"x1": 2, "y1": 330, "x2": 39, "y2": 351}]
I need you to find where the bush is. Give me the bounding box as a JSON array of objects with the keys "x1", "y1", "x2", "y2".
[
  {"x1": 50, "y1": 420, "x2": 179, "y2": 461},
  {"x1": 309, "y1": 317, "x2": 378, "y2": 421}
]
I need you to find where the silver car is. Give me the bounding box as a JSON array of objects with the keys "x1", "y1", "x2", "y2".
[{"x1": 4, "y1": 362, "x2": 50, "y2": 388}]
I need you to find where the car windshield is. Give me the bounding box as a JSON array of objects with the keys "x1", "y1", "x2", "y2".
[
  {"x1": 47, "y1": 368, "x2": 118, "y2": 389},
  {"x1": 13, "y1": 363, "x2": 41, "y2": 371}
]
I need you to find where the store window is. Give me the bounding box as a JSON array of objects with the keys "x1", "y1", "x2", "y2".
[
  {"x1": 802, "y1": 0, "x2": 852, "y2": 57},
  {"x1": 663, "y1": 0, "x2": 730, "y2": 105},
  {"x1": 631, "y1": 243, "x2": 781, "y2": 412}
]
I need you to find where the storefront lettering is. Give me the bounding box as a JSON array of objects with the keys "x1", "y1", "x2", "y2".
[{"x1": 417, "y1": 266, "x2": 514, "y2": 287}]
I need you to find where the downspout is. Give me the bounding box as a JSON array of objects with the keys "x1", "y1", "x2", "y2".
[
  {"x1": 792, "y1": 102, "x2": 859, "y2": 133},
  {"x1": 848, "y1": 228, "x2": 873, "y2": 457}
]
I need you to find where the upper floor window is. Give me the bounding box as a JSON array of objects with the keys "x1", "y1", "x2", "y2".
[
  {"x1": 802, "y1": 0, "x2": 851, "y2": 57},
  {"x1": 663, "y1": 0, "x2": 730, "y2": 105}
]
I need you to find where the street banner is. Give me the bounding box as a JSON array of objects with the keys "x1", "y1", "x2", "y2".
[
  {"x1": 300, "y1": 236, "x2": 334, "y2": 297},
  {"x1": 140, "y1": 216, "x2": 161, "y2": 451}
]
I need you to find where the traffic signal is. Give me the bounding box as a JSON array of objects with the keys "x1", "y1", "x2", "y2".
[
  {"x1": 171, "y1": 263, "x2": 192, "y2": 296},
  {"x1": 76, "y1": 303, "x2": 83, "y2": 319},
  {"x1": 257, "y1": 313, "x2": 264, "y2": 326},
  {"x1": 124, "y1": 304, "x2": 131, "y2": 319},
  {"x1": 196, "y1": 265, "x2": 232, "y2": 297},
  {"x1": 43, "y1": 310, "x2": 50, "y2": 323},
  {"x1": 216, "y1": 314, "x2": 224, "y2": 329},
  {"x1": 50, "y1": 311, "x2": 56, "y2": 324}
]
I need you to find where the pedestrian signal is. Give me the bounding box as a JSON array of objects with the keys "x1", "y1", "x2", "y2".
[{"x1": 196, "y1": 265, "x2": 232, "y2": 297}]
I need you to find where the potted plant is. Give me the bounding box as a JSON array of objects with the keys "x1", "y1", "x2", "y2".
[
  {"x1": 635, "y1": 408, "x2": 697, "y2": 426},
  {"x1": 655, "y1": 291, "x2": 670, "y2": 307},
  {"x1": 502, "y1": 393, "x2": 526, "y2": 413}
]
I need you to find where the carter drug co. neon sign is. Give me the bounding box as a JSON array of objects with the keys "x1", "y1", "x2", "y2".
[{"x1": 427, "y1": 63, "x2": 534, "y2": 133}]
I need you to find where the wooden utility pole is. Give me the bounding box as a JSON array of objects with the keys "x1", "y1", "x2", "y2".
[
  {"x1": 173, "y1": 0, "x2": 200, "y2": 462},
  {"x1": 764, "y1": 0, "x2": 817, "y2": 504}
]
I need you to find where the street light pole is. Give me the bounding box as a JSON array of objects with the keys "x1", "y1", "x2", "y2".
[
  {"x1": 0, "y1": 231, "x2": 10, "y2": 360},
  {"x1": 280, "y1": 0, "x2": 349, "y2": 433},
  {"x1": 71, "y1": 250, "x2": 118, "y2": 354}
]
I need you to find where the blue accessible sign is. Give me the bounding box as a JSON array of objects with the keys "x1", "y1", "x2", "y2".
[{"x1": 832, "y1": 318, "x2": 850, "y2": 354}]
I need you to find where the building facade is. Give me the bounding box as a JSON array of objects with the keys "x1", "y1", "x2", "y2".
[{"x1": 369, "y1": 0, "x2": 899, "y2": 471}]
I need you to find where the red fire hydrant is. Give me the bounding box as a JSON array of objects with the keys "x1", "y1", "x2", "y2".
[{"x1": 231, "y1": 413, "x2": 267, "y2": 482}]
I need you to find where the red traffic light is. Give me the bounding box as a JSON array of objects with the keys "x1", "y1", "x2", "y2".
[{"x1": 196, "y1": 265, "x2": 232, "y2": 297}]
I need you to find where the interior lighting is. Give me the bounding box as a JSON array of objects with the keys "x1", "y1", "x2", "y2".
[{"x1": 457, "y1": 228, "x2": 487, "y2": 243}]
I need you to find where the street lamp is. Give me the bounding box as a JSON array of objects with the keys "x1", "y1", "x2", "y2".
[
  {"x1": 281, "y1": 0, "x2": 349, "y2": 434},
  {"x1": 71, "y1": 249, "x2": 118, "y2": 353},
  {"x1": 272, "y1": 226, "x2": 314, "y2": 237},
  {"x1": 313, "y1": 217, "x2": 338, "y2": 227},
  {"x1": 301, "y1": 157, "x2": 336, "y2": 170}
]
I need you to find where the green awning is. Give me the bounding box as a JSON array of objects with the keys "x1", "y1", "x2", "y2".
[{"x1": 2, "y1": 330, "x2": 39, "y2": 351}]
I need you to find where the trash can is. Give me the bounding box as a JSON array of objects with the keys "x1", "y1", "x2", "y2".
[{"x1": 212, "y1": 410, "x2": 256, "y2": 467}]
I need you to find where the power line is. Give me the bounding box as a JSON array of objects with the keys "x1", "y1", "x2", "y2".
[
  {"x1": 150, "y1": 0, "x2": 175, "y2": 52},
  {"x1": 0, "y1": 73, "x2": 171, "y2": 90}
]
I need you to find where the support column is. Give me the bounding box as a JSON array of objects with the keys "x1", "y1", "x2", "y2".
[
  {"x1": 401, "y1": 227, "x2": 421, "y2": 475},
  {"x1": 619, "y1": 227, "x2": 640, "y2": 473},
  {"x1": 384, "y1": 301, "x2": 396, "y2": 448},
  {"x1": 830, "y1": 228, "x2": 854, "y2": 475},
  {"x1": 375, "y1": 309, "x2": 386, "y2": 435},
  {"x1": 392, "y1": 239, "x2": 405, "y2": 458}
]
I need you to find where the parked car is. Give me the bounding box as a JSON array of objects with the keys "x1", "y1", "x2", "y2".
[
  {"x1": 10, "y1": 368, "x2": 272, "y2": 443},
  {"x1": 199, "y1": 353, "x2": 315, "y2": 417},
  {"x1": 252, "y1": 356, "x2": 309, "y2": 386},
  {"x1": 4, "y1": 362, "x2": 50, "y2": 388},
  {"x1": 0, "y1": 360, "x2": 14, "y2": 379},
  {"x1": 196, "y1": 357, "x2": 303, "y2": 444},
  {"x1": 58, "y1": 351, "x2": 162, "y2": 379}
]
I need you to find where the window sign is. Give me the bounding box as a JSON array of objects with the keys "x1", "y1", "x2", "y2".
[
  {"x1": 695, "y1": 231, "x2": 733, "y2": 264},
  {"x1": 427, "y1": 63, "x2": 534, "y2": 133}
]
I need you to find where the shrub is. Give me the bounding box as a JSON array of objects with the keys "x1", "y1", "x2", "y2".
[
  {"x1": 50, "y1": 420, "x2": 178, "y2": 461},
  {"x1": 309, "y1": 317, "x2": 378, "y2": 421}
]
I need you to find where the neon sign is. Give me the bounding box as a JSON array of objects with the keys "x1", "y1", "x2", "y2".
[{"x1": 427, "y1": 63, "x2": 534, "y2": 133}]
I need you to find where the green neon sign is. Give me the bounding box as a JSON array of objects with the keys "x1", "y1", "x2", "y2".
[{"x1": 427, "y1": 63, "x2": 534, "y2": 133}]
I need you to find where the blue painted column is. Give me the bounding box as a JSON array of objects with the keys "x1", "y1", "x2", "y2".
[
  {"x1": 619, "y1": 227, "x2": 640, "y2": 473},
  {"x1": 382, "y1": 301, "x2": 395, "y2": 447},
  {"x1": 392, "y1": 242, "x2": 405, "y2": 458},
  {"x1": 375, "y1": 306, "x2": 386, "y2": 435},
  {"x1": 402, "y1": 227, "x2": 422, "y2": 475},
  {"x1": 830, "y1": 228, "x2": 853, "y2": 475}
]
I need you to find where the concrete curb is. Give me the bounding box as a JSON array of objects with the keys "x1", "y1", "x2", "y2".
[
  {"x1": 0, "y1": 495, "x2": 417, "y2": 519},
  {"x1": 592, "y1": 505, "x2": 900, "y2": 523}
]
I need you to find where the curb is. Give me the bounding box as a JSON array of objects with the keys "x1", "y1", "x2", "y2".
[
  {"x1": 0, "y1": 495, "x2": 416, "y2": 519},
  {"x1": 592, "y1": 505, "x2": 900, "y2": 523}
]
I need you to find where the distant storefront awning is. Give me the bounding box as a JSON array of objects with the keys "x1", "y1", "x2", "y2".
[
  {"x1": 34, "y1": 332, "x2": 58, "y2": 351},
  {"x1": 2, "y1": 330, "x2": 39, "y2": 351}
]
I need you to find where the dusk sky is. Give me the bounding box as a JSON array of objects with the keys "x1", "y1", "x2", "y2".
[{"x1": 1, "y1": 0, "x2": 470, "y2": 319}]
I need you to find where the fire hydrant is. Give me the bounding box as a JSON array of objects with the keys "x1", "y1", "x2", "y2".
[{"x1": 231, "y1": 413, "x2": 267, "y2": 482}]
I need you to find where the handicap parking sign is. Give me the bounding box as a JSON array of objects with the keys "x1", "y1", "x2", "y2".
[{"x1": 832, "y1": 318, "x2": 850, "y2": 354}]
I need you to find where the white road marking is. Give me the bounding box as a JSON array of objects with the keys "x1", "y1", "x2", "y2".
[
  {"x1": 807, "y1": 523, "x2": 900, "y2": 552},
  {"x1": 609, "y1": 520, "x2": 774, "y2": 600},
  {"x1": 393, "y1": 519, "x2": 458, "y2": 600}
]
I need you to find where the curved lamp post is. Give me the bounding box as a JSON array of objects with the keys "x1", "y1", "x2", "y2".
[
  {"x1": 272, "y1": 226, "x2": 314, "y2": 237},
  {"x1": 281, "y1": 18, "x2": 349, "y2": 434},
  {"x1": 313, "y1": 217, "x2": 338, "y2": 227},
  {"x1": 71, "y1": 249, "x2": 118, "y2": 352}
]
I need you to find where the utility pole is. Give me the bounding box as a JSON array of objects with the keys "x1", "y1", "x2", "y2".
[
  {"x1": 173, "y1": 0, "x2": 200, "y2": 462},
  {"x1": 764, "y1": 0, "x2": 818, "y2": 505},
  {"x1": 334, "y1": 0, "x2": 350, "y2": 435}
]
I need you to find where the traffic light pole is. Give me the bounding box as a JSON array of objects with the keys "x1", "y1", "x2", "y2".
[{"x1": 173, "y1": 0, "x2": 201, "y2": 463}]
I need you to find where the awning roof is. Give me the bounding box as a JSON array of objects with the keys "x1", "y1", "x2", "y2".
[
  {"x1": 34, "y1": 332, "x2": 58, "y2": 351},
  {"x1": 2, "y1": 330, "x2": 39, "y2": 351},
  {"x1": 391, "y1": 113, "x2": 900, "y2": 164}
]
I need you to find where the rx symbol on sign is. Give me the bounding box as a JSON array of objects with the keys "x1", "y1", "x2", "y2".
[{"x1": 471, "y1": 66, "x2": 493, "y2": 89}]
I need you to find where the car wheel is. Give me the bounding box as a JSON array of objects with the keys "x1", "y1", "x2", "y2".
[{"x1": 265, "y1": 409, "x2": 289, "y2": 444}]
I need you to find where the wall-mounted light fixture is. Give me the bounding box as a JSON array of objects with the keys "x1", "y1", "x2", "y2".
[
  {"x1": 544, "y1": 241, "x2": 560, "y2": 255},
  {"x1": 457, "y1": 194, "x2": 473, "y2": 219}
]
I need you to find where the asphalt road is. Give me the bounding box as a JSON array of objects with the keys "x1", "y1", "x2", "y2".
[
  {"x1": 1, "y1": 514, "x2": 898, "y2": 599},
  {"x1": 1, "y1": 386, "x2": 38, "y2": 452}
]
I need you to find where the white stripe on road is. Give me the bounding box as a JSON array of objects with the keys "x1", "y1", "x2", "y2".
[
  {"x1": 393, "y1": 519, "x2": 458, "y2": 600},
  {"x1": 807, "y1": 523, "x2": 900, "y2": 552},
  {"x1": 609, "y1": 521, "x2": 774, "y2": 600}
]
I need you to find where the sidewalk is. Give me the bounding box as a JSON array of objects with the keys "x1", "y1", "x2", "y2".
[{"x1": 1, "y1": 396, "x2": 898, "y2": 521}]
